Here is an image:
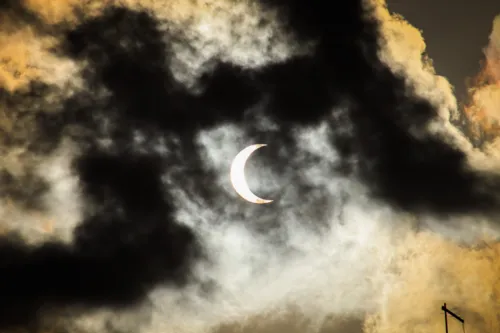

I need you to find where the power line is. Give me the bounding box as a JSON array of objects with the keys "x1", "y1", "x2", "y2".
[{"x1": 442, "y1": 303, "x2": 465, "y2": 333}]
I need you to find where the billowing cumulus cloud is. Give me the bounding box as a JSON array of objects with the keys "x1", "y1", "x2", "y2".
[
  {"x1": 0, "y1": 1, "x2": 499, "y2": 333},
  {"x1": 462, "y1": 15, "x2": 500, "y2": 148}
]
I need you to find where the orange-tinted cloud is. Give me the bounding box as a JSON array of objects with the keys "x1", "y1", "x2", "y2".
[{"x1": 462, "y1": 15, "x2": 500, "y2": 144}]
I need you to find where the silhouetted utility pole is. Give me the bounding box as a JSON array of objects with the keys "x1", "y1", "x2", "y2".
[{"x1": 441, "y1": 303, "x2": 465, "y2": 333}]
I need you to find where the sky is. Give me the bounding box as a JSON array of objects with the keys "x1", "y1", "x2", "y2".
[
  {"x1": 387, "y1": 0, "x2": 500, "y2": 101},
  {"x1": 0, "y1": 1, "x2": 499, "y2": 333}
]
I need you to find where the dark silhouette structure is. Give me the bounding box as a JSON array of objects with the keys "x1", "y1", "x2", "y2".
[{"x1": 441, "y1": 303, "x2": 465, "y2": 333}]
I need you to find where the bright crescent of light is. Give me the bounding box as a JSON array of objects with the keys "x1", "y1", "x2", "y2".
[{"x1": 230, "y1": 144, "x2": 273, "y2": 204}]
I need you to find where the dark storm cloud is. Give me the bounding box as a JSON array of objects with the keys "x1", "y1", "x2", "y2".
[
  {"x1": 0, "y1": 82, "x2": 64, "y2": 211},
  {"x1": 0, "y1": 0, "x2": 60, "y2": 35},
  {"x1": 0, "y1": 8, "x2": 205, "y2": 328},
  {"x1": 0, "y1": 0, "x2": 499, "y2": 330},
  {"x1": 0, "y1": 168, "x2": 48, "y2": 210},
  {"x1": 0, "y1": 0, "x2": 41, "y2": 26},
  {"x1": 255, "y1": 0, "x2": 500, "y2": 216}
]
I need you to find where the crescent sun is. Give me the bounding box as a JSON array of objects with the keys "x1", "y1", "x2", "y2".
[{"x1": 230, "y1": 144, "x2": 273, "y2": 204}]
